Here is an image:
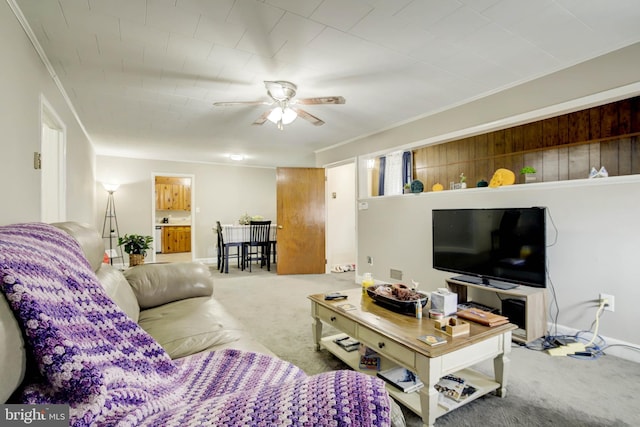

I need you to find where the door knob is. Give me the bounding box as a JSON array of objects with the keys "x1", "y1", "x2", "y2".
[{"x1": 277, "y1": 225, "x2": 283, "y2": 229}]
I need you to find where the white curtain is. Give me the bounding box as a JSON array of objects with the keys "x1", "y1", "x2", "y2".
[{"x1": 384, "y1": 151, "x2": 403, "y2": 196}]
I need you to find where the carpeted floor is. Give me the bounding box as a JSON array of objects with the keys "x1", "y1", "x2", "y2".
[{"x1": 210, "y1": 266, "x2": 639, "y2": 426}]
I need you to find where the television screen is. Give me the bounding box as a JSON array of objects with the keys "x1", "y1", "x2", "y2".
[{"x1": 432, "y1": 207, "x2": 546, "y2": 288}]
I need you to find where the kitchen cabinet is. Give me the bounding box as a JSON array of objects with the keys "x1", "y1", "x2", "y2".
[
  {"x1": 162, "y1": 226, "x2": 191, "y2": 253},
  {"x1": 155, "y1": 177, "x2": 191, "y2": 211}
]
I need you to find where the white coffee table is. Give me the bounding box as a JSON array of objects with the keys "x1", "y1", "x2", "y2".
[{"x1": 309, "y1": 288, "x2": 516, "y2": 427}]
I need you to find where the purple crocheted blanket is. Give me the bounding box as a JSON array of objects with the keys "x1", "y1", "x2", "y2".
[{"x1": 0, "y1": 223, "x2": 391, "y2": 426}]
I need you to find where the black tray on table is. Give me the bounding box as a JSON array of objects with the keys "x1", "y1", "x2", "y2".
[{"x1": 366, "y1": 284, "x2": 429, "y2": 315}]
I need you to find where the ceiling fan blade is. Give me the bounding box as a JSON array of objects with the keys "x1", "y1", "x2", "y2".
[
  {"x1": 293, "y1": 108, "x2": 325, "y2": 126},
  {"x1": 294, "y1": 96, "x2": 345, "y2": 105},
  {"x1": 213, "y1": 100, "x2": 271, "y2": 107},
  {"x1": 252, "y1": 109, "x2": 272, "y2": 125}
]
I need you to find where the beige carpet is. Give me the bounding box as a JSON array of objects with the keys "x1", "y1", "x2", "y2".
[{"x1": 211, "y1": 266, "x2": 639, "y2": 426}]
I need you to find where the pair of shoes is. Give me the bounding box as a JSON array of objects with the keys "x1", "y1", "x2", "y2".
[
  {"x1": 588, "y1": 166, "x2": 608, "y2": 179},
  {"x1": 331, "y1": 264, "x2": 355, "y2": 273}
]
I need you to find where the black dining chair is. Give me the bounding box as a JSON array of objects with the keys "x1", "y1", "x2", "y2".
[
  {"x1": 243, "y1": 220, "x2": 271, "y2": 272},
  {"x1": 215, "y1": 222, "x2": 223, "y2": 270},
  {"x1": 216, "y1": 221, "x2": 242, "y2": 273}
]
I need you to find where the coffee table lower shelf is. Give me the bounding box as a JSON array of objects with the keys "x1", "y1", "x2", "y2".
[{"x1": 320, "y1": 334, "x2": 501, "y2": 419}]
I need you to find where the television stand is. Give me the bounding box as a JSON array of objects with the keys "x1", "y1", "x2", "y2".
[{"x1": 446, "y1": 277, "x2": 547, "y2": 344}]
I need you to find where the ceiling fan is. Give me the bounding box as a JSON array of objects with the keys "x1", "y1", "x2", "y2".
[{"x1": 213, "y1": 81, "x2": 345, "y2": 130}]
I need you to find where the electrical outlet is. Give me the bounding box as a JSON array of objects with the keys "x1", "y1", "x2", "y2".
[
  {"x1": 367, "y1": 256, "x2": 373, "y2": 265},
  {"x1": 599, "y1": 293, "x2": 615, "y2": 312}
]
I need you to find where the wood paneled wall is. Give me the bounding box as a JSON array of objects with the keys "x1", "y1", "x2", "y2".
[{"x1": 412, "y1": 96, "x2": 640, "y2": 191}]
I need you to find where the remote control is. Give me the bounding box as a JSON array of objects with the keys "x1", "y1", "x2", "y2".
[{"x1": 324, "y1": 293, "x2": 347, "y2": 300}]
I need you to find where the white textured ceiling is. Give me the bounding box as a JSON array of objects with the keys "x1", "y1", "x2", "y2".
[{"x1": 14, "y1": 0, "x2": 640, "y2": 167}]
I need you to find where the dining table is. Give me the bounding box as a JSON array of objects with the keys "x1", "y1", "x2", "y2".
[
  {"x1": 221, "y1": 224, "x2": 277, "y2": 244},
  {"x1": 218, "y1": 224, "x2": 277, "y2": 273}
]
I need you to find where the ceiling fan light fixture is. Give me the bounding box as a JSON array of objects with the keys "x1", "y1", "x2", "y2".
[
  {"x1": 216, "y1": 80, "x2": 342, "y2": 128},
  {"x1": 267, "y1": 107, "x2": 297, "y2": 126}
]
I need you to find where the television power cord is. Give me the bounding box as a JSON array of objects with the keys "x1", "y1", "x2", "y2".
[
  {"x1": 568, "y1": 299, "x2": 607, "y2": 360},
  {"x1": 526, "y1": 299, "x2": 607, "y2": 359}
]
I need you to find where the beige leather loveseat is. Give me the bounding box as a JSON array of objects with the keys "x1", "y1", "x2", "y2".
[
  {"x1": 1, "y1": 221, "x2": 405, "y2": 427},
  {"x1": 1, "y1": 221, "x2": 272, "y2": 403}
]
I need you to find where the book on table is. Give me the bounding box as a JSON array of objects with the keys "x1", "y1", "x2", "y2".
[
  {"x1": 358, "y1": 345, "x2": 381, "y2": 370},
  {"x1": 456, "y1": 308, "x2": 509, "y2": 327},
  {"x1": 417, "y1": 334, "x2": 447, "y2": 346},
  {"x1": 377, "y1": 367, "x2": 424, "y2": 393},
  {"x1": 337, "y1": 303, "x2": 357, "y2": 311},
  {"x1": 359, "y1": 354, "x2": 381, "y2": 370},
  {"x1": 435, "y1": 374, "x2": 465, "y2": 400},
  {"x1": 435, "y1": 374, "x2": 478, "y2": 410},
  {"x1": 333, "y1": 336, "x2": 360, "y2": 352}
]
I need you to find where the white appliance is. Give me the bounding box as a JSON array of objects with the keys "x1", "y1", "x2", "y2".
[{"x1": 155, "y1": 226, "x2": 162, "y2": 253}]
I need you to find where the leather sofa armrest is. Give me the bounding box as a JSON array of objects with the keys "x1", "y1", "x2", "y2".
[
  {"x1": 0, "y1": 294, "x2": 26, "y2": 403},
  {"x1": 124, "y1": 262, "x2": 213, "y2": 309}
]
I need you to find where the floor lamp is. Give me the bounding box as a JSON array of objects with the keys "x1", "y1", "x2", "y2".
[{"x1": 101, "y1": 184, "x2": 123, "y2": 266}]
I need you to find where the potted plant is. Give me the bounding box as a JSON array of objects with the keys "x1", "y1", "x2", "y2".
[
  {"x1": 118, "y1": 234, "x2": 153, "y2": 267},
  {"x1": 459, "y1": 173, "x2": 467, "y2": 189},
  {"x1": 403, "y1": 183, "x2": 411, "y2": 194},
  {"x1": 520, "y1": 166, "x2": 537, "y2": 183}
]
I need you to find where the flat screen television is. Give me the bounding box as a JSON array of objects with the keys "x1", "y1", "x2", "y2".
[{"x1": 432, "y1": 207, "x2": 546, "y2": 289}]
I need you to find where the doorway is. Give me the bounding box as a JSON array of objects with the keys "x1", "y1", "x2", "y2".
[
  {"x1": 40, "y1": 96, "x2": 66, "y2": 223},
  {"x1": 326, "y1": 161, "x2": 356, "y2": 273},
  {"x1": 151, "y1": 173, "x2": 195, "y2": 263}
]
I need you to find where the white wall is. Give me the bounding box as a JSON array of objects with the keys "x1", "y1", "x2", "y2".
[
  {"x1": 96, "y1": 156, "x2": 276, "y2": 261},
  {"x1": 0, "y1": 2, "x2": 95, "y2": 226},
  {"x1": 357, "y1": 177, "x2": 640, "y2": 359},
  {"x1": 316, "y1": 41, "x2": 640, "y2": 361}
]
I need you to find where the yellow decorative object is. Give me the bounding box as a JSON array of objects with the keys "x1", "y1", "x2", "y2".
[
  {"x1": 489, "y1": 168, "x2": 516, "y2": 188},
  {"x1": 432, "y1": 183, "x2": 444, "y2": 191}
]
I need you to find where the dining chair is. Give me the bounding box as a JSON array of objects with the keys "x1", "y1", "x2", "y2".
[
  {"x1": 243, "y1": 220, "x2": 271, "y2": 272},
  {"x1": 215, "y1": 222, "x2": 223, "y2": 271},
  {"x1": 217, "y1": 221, "x2": 242, "y2": 273}
]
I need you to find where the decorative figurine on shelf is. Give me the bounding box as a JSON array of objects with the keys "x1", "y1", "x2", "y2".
[
  {"x1": 489, "y1": 168, "x2": 516, "y2": 188},
  {"x1": 588, "y1": 166, "x2": 608, "y2": 179},
  {"x1": 410, "y1": 179, "x2": 424, "y2": 193}
]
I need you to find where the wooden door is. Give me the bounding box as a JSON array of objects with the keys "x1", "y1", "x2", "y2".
[{"x1": 276, "y1": 167, "x2": 325, "y2": 274}]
